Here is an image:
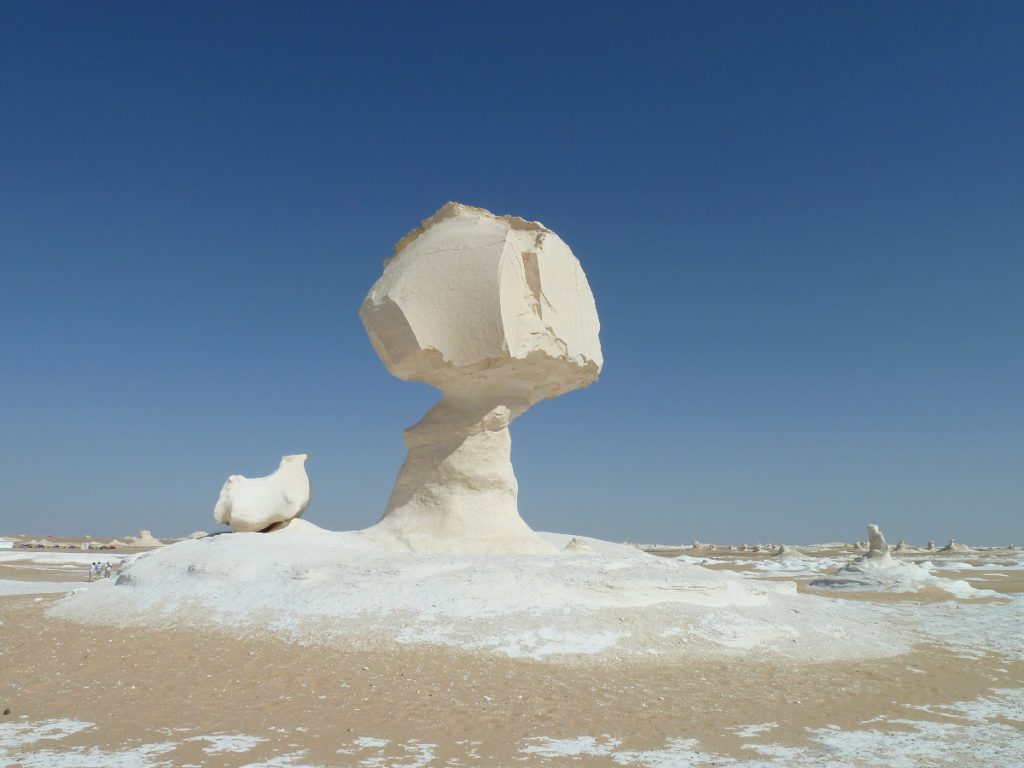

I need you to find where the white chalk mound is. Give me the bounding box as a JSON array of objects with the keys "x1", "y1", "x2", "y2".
[
  {"x1": 50, "y1": 528, "x2": 911, "y2": 663},
  {"x1": 940, "y1": 538, "x2": 971, "y2": 553},
  {"x1": 564, "y1": 537, "x2": 595, "y2": 554},
  {"x1": 131, "y1": 530, "x2": 165, "y2": 547},
  {"x1": 773, "y1": 545, "x2": 810, "y2": 560},
  {"x1": 213, "y1": 454, "x2": 311, "y2": 533},
  {"x1": 811, "y1": 525, "x2": 990, "y2": 598},
  {"x1": 359, "y1": 203, "x2": 602, "y2": 554}
]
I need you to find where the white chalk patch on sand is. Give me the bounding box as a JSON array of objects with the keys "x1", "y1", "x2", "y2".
[
  {"x1": 886, "y1": 597, "x2": 1024, "y2": 661},
  {"x1": 732, "y1": 722, "x2": 779, "y2": 738},
  {"x1": 0, "y1": 580, "x2": 88, "y2": 596},
  {"x1": 0, "y1": 719, "x2": 93, "y2": 751},
  {"x1": 904, "y1": 687, "x2": 1024, "y2": 723},
  {"x1": 238, "y1": 751, "x2": 321, "y2": 768},
  {"x1": 515, "y1": 690, "x2": 1023, "y2": 765},
  {"x1": 496, "y1": 628, "x2": 627, "y2": 659},
  {"x1": 0, "y1": 719, "x2": 178, "y2": 768},
  {"x1": 334, "y1": 737, "x2": 437, "y2": 766},
  {"x1": 3, "y1": 695, "x2": 1021, "y2": 768},
  {"x1": 0, "y1": 552, "x2": 125, "y2": 566},
  {"x1": 750, "y1": 558, "x2": 842, "y2": 575},
  {"x1": 519, "y1": 735, "x2": 621, "y2": 757},
  {"x1": 689, "y1": 611, "x2": 799, "y2": 650},
  {"x1": 523, "y1": 694, "x2": 1023, "y2": 765},
  {"x1": 351, "y1": 736, "x2": 389, "y2": 748},
  {"x1": 923, "y1": 559, "x2": 1024, "y2": 571},
  {"x1": 185, "y1": 732, "x2": 265, "y2": 754}
]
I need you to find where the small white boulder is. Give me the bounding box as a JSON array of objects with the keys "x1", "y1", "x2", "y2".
[{"x1": 214, "y1": 454, "x2": 311, "y2": 533}]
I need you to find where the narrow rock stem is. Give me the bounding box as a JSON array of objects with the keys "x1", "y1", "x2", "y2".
[{"x1": 370, "y1": 395, "x2": 554, "y2": 553}]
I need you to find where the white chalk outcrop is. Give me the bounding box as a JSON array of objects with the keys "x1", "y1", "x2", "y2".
[
  {"x1": 940, "y1": 538, "x2": 971, "y2": 553},
  {"x1": 132, "y1": 530, "x2": 165, "y2": 547},
  {"x1": 359, "y1": 203, "x2": 602, "y2": 554},
  {"x1": 833, "y1": 525, "x2": 894, "y2": 576},
  {"x1": 213, "y1": 454, "x2": 311, "y2": 533},
  {"x1": 811, "y1": 525, "x2": 989, "y2": 597},
  {"x1": 773, "y1": 545, "x2": 810, "y2": 560},
  {"x1": 50, "y1": 529, "x2": 914, "y2": 663}
]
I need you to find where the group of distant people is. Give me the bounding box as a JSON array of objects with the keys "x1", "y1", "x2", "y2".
[{"x1": 88, "y1": 561, "x2": 114, "y2": 581}]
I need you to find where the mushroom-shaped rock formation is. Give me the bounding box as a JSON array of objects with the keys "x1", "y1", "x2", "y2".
[
  {"x1": 359, "y1": 203, "x2": 602, "y2": 554},
  {"x1": 213, "y1": 454, "x2": 311, "y2": 533}
]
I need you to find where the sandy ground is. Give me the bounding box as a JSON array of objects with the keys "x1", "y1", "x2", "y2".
[
  {"x1": 1, "y1": 544, "x2": 1022, "y2": 766},
  {"x1": 2, "y1": 593, "x2": 1022, "y2": 767}
]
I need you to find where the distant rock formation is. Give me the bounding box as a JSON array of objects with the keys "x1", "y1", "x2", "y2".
[
  {"x1": 213, "y1": 454, "x2": 311, "y2": 533},
  {"x1": 359, "y1": 203, "x2": 602, "y2": 555},
  {"x1": 832, "y1": 525, "x2": 895, "y2": 576},
  {"x1": 810, "y1": 524, "x2": 947, "y2": 593},
  {"x1": 866, "y1": 524, "x2": 890, "y2": 557},
  {"x1": 132, "y1": 530, "x2": 164, "y2": 547},
  {"x1": 940, "y1": 538, "x2": 971, "y2": 553},
  {"x1": 926, "y1": 540, "x2": 936, "y2": 551},
  {"x1": 773, "y1": 544, "x2": 809, "y2": 560}
]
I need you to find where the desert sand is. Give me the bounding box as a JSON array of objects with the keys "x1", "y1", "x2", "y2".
[{"x1": 2, "y1": 538, "x2": 1022, "y2": 767}]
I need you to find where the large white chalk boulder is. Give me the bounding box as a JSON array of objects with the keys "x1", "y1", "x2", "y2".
[
  {"x1": 359, "y1": 203, "x2": 602, "y2": 554},
  {"x1": 213, "y1": 454, "x2": 311, "y2": 533}
]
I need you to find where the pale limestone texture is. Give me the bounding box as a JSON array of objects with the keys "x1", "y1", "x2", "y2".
[
  {"x1": 213, "y1": 454, "x2": 311, "y2": 533},
  {"x1": 835, "y1": 525, "x2": 895, "y2": 574},
  {"x1": 359, "y1": 203, "x2": 602, "y2": 554},
  {"x1": 564, "y1": 537, "x2": 595, "y2": 555}
]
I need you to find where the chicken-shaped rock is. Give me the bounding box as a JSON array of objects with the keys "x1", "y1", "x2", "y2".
[{"x1": 214, "y1": 454, "x2": 311, "y2": 533}]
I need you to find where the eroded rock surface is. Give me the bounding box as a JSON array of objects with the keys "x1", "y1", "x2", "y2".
[
  {"x1": 359, "y1": 203, "x2": 602, "y2": 554},
  {"x1": 213, "y1": 454, "x2": 311, "y2": 533}
]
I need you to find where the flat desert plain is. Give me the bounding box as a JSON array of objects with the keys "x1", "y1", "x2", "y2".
[{"x1": 1, "y1": 535, "x2": 1022, "y2": 767}]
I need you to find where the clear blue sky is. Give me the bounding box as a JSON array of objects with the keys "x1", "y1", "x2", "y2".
[{"x1": 1, "y1": 2, "x2": 1021, "y2": 544}]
